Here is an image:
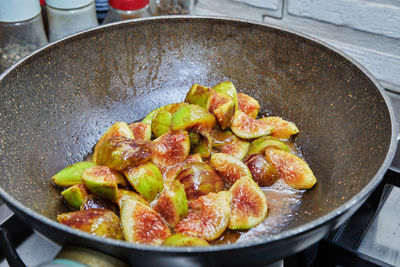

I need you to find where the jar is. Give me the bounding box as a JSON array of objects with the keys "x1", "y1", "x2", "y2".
[
  {"x1": 0, "y1": 0, "x2": 48, "y2": 73},
  {"x1": 150, "y1": 0, "x2": 194, "y2": 15},
  {"x1": 46, "y1": 0, "x2": 99, "y2": 42},
  {"x1": 103, "y1": 0, "x2": 151, "y2": 24}
]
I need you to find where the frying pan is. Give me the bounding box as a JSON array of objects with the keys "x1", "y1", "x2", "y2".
[{"x1": 0, "y1": 17, "x2": 398, "y2": 266}]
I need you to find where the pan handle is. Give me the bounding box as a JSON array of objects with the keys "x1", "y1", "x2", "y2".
[{"x1": 0, "y1": 226, "x2": 26, "y2": 267}]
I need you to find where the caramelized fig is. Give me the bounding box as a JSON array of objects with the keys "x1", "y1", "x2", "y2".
[
  {"x1": 141, "y1": 103, "x2": 188, "y2": 125},
  {"x1": 176, "y1": 162, "x2": 224, "y2": 200},
  {"x1": 96, "y1": 136, "x2": 154, "y2": 171},
  {"x1": 124, "y1": 162, "x2": 163, "y2": 202},
  {"x1": 57, "y1": 209, "x2": 123, "y2": 240},
  {"x1": 80, "y1": 194, "x2": 119, "y2": 215},
  {"x1": 265, "y1": 148, "x2": 316, "y2": 190},
  {"x1": 213, "y1": 138, "x2": 250, "y2": 160},
  {"x1": 237, "y1": 93, "x2": 260, "y2": 119},
  {"x1": 229, "y1": 177, "x2": 268, "y2": 230},
  {"x1": 112, "y1": 170, "x2": 129, "y2": 188},
  {"x1": 81, "y1": 166, "x2": 118, "y2": 202},
  {"x1": 92, "y1": 122, "x2": 134, "y2": 163},
  {"x1": 162, "y1": 233, "x2": 209, "y2": 247},
  {"x1": 116, "y1": 189, "x2": 148, "y2": 207},
  {"x1": 120, "y1": 199, "x2": 171, "y2": 245},
  {"x1": 171, "y1": 104, "x2": 216, "y2": 132},
  {"x1": 175, "y1": 191, "x2": 231, "y2": 241},
  {"x1": 128, "y1": 122, "x2": 152, "y2": 141},
  {"x1": 185, "y1": 84, "x2": 213, "y2": 110},
  {"x1": 152, "y1": 130, "x2": 190, "y2": 168},
  {"x1": 259, "y1": 117, "x2": 299, "y2": 139},
  {"x1": 210, "y1": 128, "x2": 235, "y2": 147},
  {"x1": 247, "y1": 136, "x2": 290, "y2": 158},
  {"x1": 190, "y1": 130, "x2": 212, "y2": 158},
  {"x1": 210, "y1": 153, "x2": 252, "y2": 187},
  {"x1": 61, "y1": 184, "x2": 89, "y2": 209},
  {"x1": 212, "y1": 81, "x2": 238, "y2": 111},
  {"x1": 52, "y1": 161, "x2": 95, "y2": 187},
  {"x1": 209, "y1": 91, "x2": 235, "y2": 129},
  {"x1": 152, "y1": 109, "x2": 172, "y2": 138},
  {"x1": 244, "y1": 154, "x2": 278, "y2": 187},
  {"x1": 231, "y1": 110, "x2": 274, "y2": 139}
]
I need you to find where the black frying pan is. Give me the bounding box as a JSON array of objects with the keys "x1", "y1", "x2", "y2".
[{"x1": 0, "y1": 17, "x2": 397, "y2": 266}]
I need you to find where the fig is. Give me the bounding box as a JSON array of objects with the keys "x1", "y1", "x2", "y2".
[
  {"x1": 152, "y1": 130, "x2": 190, "y2": 168},
  {"x1": 265, "y1": 148, "x2": 316, "y2": 190},
  {"x1": 128, "y1": 122, "x2": 152, "y2": 141},
  {"x1": 247, "y1": 136, "x2": 290, "y2": 158},
  {"x1": 141, "y1": 103, "x2": 188, "y2": 124},
  {"x1": 162, "y1": 153, "x2": 204, "y2": 184},
  {"x1": 80, "y1": 194, "x2": 119, "y2": 215},
  {"x1": 162, "y1": 233, "x2": 209, "y2": 247},
  {"x1": 176, "y1": 162, "x2": 225, "y2": 200},
  {"x1": 116, "y1": 189, "x2": 148, "y2": 207},
  {"x1": 171, "y1": 104, "x2": 216, "y2": 132},
  {"x1": 81, "y1": 166, "x2": 118, "y2": 202},
  {"x1": 212, "y1": 81, "x2": 238, "y2": 111},
  {"x1": 61, "y1": 184, "x2": 89, "y2": 209},
  {"x1": 237, "y1": 93, "x2": 260, "y2": 119},
  {"x1": 228, "y1": 177, "x2": 268, "y2": 230},
  {"x1": 185, "y1": 84, "x2": 213, "y2": 110},
  {"x1": 52, "y1": 161, "x2": 95, "y2": 187},
  {"x1": 210, "y1": 153, "x2": 252, "y2": 187},
  {"x1": 213, "y1": 138, "x2": 250, "y2": 160},
  {"x1": 120, "y1": 199, "x2": 171, "y2": 245},
  {"x1": 189, "y1": 131, "x2": 201, "y2": 146},
  {"x1": 190, "y1": 130, "x2": 212, "y2": 158},
  {"x1": 244, "y1": 154, "x2": 278, "y2": 187},
  {"x1": 92, "y1": 122, "x2": 134, "y2": 163},
  {"x1": 112, "y1": 170, "x2": 129, "y2": 188},
  {"x1": 57, "y1": 209, "x2": 123, "y2": 240},
  {"x1": 124, "y1": 162, "x2": 163, "y2": 202},
  {"x1": 152, "y1": 179, "x2": 188, "y2": 227},
  {"x1": 175, "y1": 191, "x2": 231, "y2": 241},
  {"x1": 209, "y1": 91, "x2": 235, "y2": 130},
  {"x1": 231, "y1": 110, "x2": 274, "y2": 139},
  {"x1": 152, "y1": 109, "x2": 172, "y2": 138},
  {"x1": 96, "y1": 136, "x2": 154, "y2": 171},
  {"x1": 210, "y1": 129, "x2": 235, "y2": 147},
  {"x1": 259, "y1": 117, "x2": 299, "y2": 139}
]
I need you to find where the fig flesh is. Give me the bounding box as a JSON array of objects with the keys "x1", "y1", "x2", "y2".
[
  {"x1": 162, "y1": 233, "x2": 209, "y2": 247},
  {"x1": 210, "y1": 153, "x2": 252, "y2": 187},
  {"x1": 213, "y1": 138, "x2": 250, "y2": 160},
  {"x1": 81, "y1": 166, "x2": 118, "y2": 202},
  {"x1": 128, "y1": 122, "x2": 151, "y2": 141},
  {"x1": 52, "y1": 161, "x2": 95, "y2": 187},
  {"x1": 259, "y1": 117, "x2": 299, "y2": 139},
  {"x1": 116, "y1": 189, "x2": 149, "y2": 207},
  {"x1": 209, "y1": 91, "x2": 235, "y2": 130},
  {"x1": 152, "y1": 130, "x2": 190, "y2": 168},
  {"x1": 237, "y1": 93, "x2": 260, "y2": 119},
  {"x1": 61, "y1": 184, "x2": 89, "y2": 209},
  {"x1": 231, "y1": 110, "x2": 274, "y2": 139},
  {"x1": 244, "y1": 154, "x2": 278, "y2": 187},
  {"x1": 212, "y1": 81, "x2": 238, "y2": 111}
]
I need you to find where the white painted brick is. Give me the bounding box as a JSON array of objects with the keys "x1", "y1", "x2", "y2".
[
  {"x1": 232, "y1": 0, "x2": 280, "y2": 10},
  {"x1": 287, "y1": 0, "x2": 400, "y2": 39}
]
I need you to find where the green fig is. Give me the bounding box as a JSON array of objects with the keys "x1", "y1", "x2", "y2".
[
  {"x1": 81, "y1": 166, "x2": 118, "y2": 202},
  {"x1": 212, "y1": 81, "x2": 238, "y2": 111},
  {"x1": 231, "y1": 110, "x2": 274, "y2": 139},
  {"x1": 237, "y1": 92, "x2": 260, "y2": 119},
  {"x1": 152, "y1": 109, "x2": 172, "y2": 138},
  {"x1": 259, "y1": 117, "x2": 299, "y2": 139},
  {"x1": 152, "y1": 130, "x2": 190, "y2": 168},
  {"x1": 52, "y1": 161, "x2": 95, "y2": 187},
  {"x1": 185, "y1": 84, "x2": 213, "y2": 110},
  {"x1": 210, "y1": 153, "x2": 252, "y2": 187},
  {"x1": 163, "y1": 233, "x2": 209, "y2": 247},
  {"x1": 61, "y1": 184, "x2": 89, "y2": 209},
  {"x1": 128, "y1": 122, "x2": 152, "y2": 141},
  {"x1": 171, "y1": 104, "x2": 216, "y2": 132},
  {"x1": 247, "y1": 136, "x2": 290, "y2": 158}
]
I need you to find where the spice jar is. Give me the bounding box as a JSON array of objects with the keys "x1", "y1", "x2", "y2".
[
  {"x1": 103, "y1": 0, "x2": 151, "y2": 24},
  {"x1": 46, "y1": 0, "x2": 99, "y2": 42},
  {"x1": 150, "y1": 0, "x2": 194, "y2": 15},
  {"x1": 0, "y1": 0, "x2": 48, "y2": 73}
]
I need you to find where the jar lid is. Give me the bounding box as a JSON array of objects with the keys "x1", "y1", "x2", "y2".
[
  {"x1": 109, "y1": 0, "x2": 149, "y2": 10},
  {"x1": 0, "y1": 0, "x2": 41, "y2": 22},
  {"x1": 46, "y1": 0, "x2": 94, "y2": 9}
]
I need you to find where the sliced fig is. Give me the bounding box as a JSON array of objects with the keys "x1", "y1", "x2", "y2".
[
  {"x1": 213, "y1": 138, "x2": 250, "y2": 160},
  {"x1": 120, "y1": 199, "x2": 171, "y2": 245},
  {"x1": 190, "y1": 130, "x2": 212, "y2": 158},
  {"x1": 81, "y1": 166, "x2": 118, "y2": 202},
  {"x1": 61, "y1": 184, "x2": 89, "y2": 209},
  {"x1": 247, "y1": 136, "x2": 290, "y2": 158},
  {"x1": 141, "y1": 103, "x2": 188, "y2": 125},
  {"x1": 212, "y1": 81, "x2": 238, "y2": 111},
  {"x1": 96, "y1": 136, "x2": 154, "y2": 171},
  {"x1": 265, "y1": 148, "x2": 316, "y2": 190},
  {"x1": 152, "y1": 179, "x2": 188, "y2": 227},
  {"x1": 92, "y1": 122, "x2": 134, "y2": 163},
  {"x1": 212, "y1": 95, "x2": 235, "y2": 130},
  {"x1": 185, "y1": 84, "x2": 213, "y2": 110},
  {"x1": 112, "y1": 170, "x2": 130, "y2": 188},
  {"x1": 152, "y1": 130, "x2": 190, "y2": 168},
  {"x1": 175, "y1": 191, "x2": 231, "y2": 241},
  {"x1": 176, "y1": 162, "x2": 225, "y2": 200},
  {"x1": 162, "y1": 154, "x2": 204, "y2": 184},
  {"x1": 52, "y1": 161, "x2": 95, "y2": 187},
  {"x1": 163, "y1": 233, "x2": 209, "y2": 247},
  {"x1": 229, "y1": 177, "x2": 268, "y2": 230},
  {"x1": 210, "y1": 128, "x2": 235, "y2": 147},
  {"x1": 128, "y1": 122, "x2": 152, "y2": 141},
  {"x1": 210, "y1": 153, "x2": 252, "y2": 187},
  {"x1": 244, "y1": 154, "x2": 278, "y2": 187},
  {"x1": 57, "y1": 209, "x2": 123, "y2": 240},
  {"x1": 116, "y1": 189, "x2": 148, "y2": 207},
  {"x1": 80, "y1": 194, "x2": 119, "y2": 215},
  {"x1": 124, "y1": 162, "x2": 163, "y2": 202},
  {"x1": 259, "y1": 116, "x2": 299, "y2": 139},
  {"x1": 231, "y1": 110, "x2": 274, "y2": 139},
  {"x1": 237, "y1": 93, "x2": 260, "y2": 119},
  {"x1": 152, "y1": 109, "x2": 172, "y2": 138},
  {"x1": 171, "y1": 104, "x2": 216, "y2": 132}
]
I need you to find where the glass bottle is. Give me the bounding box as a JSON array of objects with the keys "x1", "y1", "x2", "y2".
[
  {"x1": 103, "y1": 0, "x2": 151, "y2": 24},
  {"x1": 150, "y1": 0, "x2": 194, "y2": 15}
]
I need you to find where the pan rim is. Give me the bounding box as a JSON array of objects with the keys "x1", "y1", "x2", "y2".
[{"x1": 0, "y1": 15, "x2": 398, "y2": 254}]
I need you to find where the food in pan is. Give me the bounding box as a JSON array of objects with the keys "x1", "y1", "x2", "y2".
[{"x1": 52, "y1": 81, "x2": 317, "y2": 246}]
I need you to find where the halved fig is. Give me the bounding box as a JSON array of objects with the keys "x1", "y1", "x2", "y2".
[
  {"x1": 80, "y1": 194, "x2": 119, "y2": 215},
  {"x1": 259, "y1": 117, "x2": 299, "y2": 139},
  {"x1": 96, "y1": 136, "x2": 154, "y2": 171},
  {"x1": 213, "y1": 138, "x2": 250, "y2": 160},
  {"x1": 212, "y1": 81, "x2": 238, "y2": 111},
  {"x1": 120, "y1": 199, "x2": 171, "y2": 245},
  {"x1": 112, "y1": 170, "x2": 129, "y2": 188},
  {"x1": 162, "y1": 233, "x2": 209, "y2": 247},
  {"x1": 57, "y1": 209, "x2": 123, "y2": 240},
  {"x1": 210, "y1": 153, "x2": 252, "y2": 187},
  {"x1": 152, "y1": 109, "x2": 172, "y2": 138},
  {"x1": 210, "y1": 128, "x2": 235, "y2": 147},
  {"x1": 185, "y1": 84, "x2": 213, "y2": 110},
  {"x1": 152, "y1": 130, "x2": 190, "y2": 168},
  {"x1": 244, "y1": 154, "x2": 278, "y2": 187},
  {"x1": 124, "y1": 162, "x2": 163, "y2": 202},
  {"x1": 265, "y1": 148, "x2": 316, "y2": 190},
  {"x1": 152, "y1": 179, "x2": 188, "y2": 227},
  {"x1": 211, "y1": 94, "x2": 235, "y2": 130},
  {"x1": 231, "y1": 110, "x2": 274, "y2": 139},
  {"x1": 61, "y1": 184, "x2": 89, "y2": 209},
  {"x1": 162, "y1": 154, "x2": 204, "y2": 184},
  {"x1": 190, "y1": 130, "x2": 212, "y2": 158},
  {"x1": 116, "y1": 189, "x2": 148, "y2": 207},
  {"x1": 92, "y1": 122, "x2": 134, "y2": 163},
  {"x1": 247, "y1": 136, "x2": 290, "y2": 158},
  {"x1": 128, "y1": 122, "x2": 152, "y2": 141},
  {"x1": 237, "y1": 93, "x2": 260, "y2": 119},
  {"x1": 171, "y1": 104, "x2": 216, "y2": 132},
  {"x1": 175, "y1": 191, "x2": 231, "y2": 241},
  {"x1": 52, "y1": 161, "x2": 95, "y2": 187},
  {"x1": 229, "y1": 177, "x2": 268, "y2": 230},
  {"x1": 81, "y1": 166, "x2": 118, "y2": 202},
  {"x1": 176, "y1": 162, "x2": 224, "y2": 200},
  {"x1": 141, "y1": 103, "x2": 188, "y2": 125}
]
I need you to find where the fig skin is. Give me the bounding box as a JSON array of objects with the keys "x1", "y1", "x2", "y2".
[
  {"x1": 57, "y1": 209, "x2": 123, "y2": 240},
  {"x1": 190, "y1": 130, "x2": 212, "y2": 158},
  {"x1": 141, "y1": 103, "x2": 188, "y2": 125},
  {"x1": 259, "y1": 116, "x2": 299, "y2": 139},
  {"x1": 171, "y1": 104, "x2": 216, "y2": 132},
  {"x1": 80, "y1": 194, "x2": 119, "y2": 215},
  {"x1": 152, "y1": 130, "x2": 190, "y2": 168},
  {"x1": 247, "y1": 136, "x2": 290, "y2": 158},
  {"x1": 185, "y1": 84, "x2": 213, "y2": 110},
  {"x1": 237, "y1": 93, "x2": 260, "y2": 119},
  {"x1": 176, "y1": 162, "x2": 225, "y2": 200},
  {"x1": 81, "y1": 166, "x2": 118, "y2": 202},
  {"x1": 244, "y1": 154, "x2": 278, "y2": 187},
  {"x1": 152, "y1": 109, "x2": 172, "y2": 138},
  {"x1": 210, "y1": 128, "x2": 235, "y2": 147},
  {"x1": 265, "y1": 148, "x2": 316, "y2": 190},
  {"x1": 231, "y1": 110, "x2": 274, "y2": 139},
  {"x1": 52, "y1": 161, "x2": 95, "y2": 187},
  {"x1": 212, "y1": 81, "x2": 238, "y2": 111},
  {"x1": 61, "y1": 184, "x2": 89, "y2": 209},
  {"x1": 210, "y1": 153, "x2": 252, "y2": 187},
  {"x1": 128, "y1": 122, "x2": 152, "y2": 141},
  {"x1": 162, "y1": 233, "x2": 210, "y2": 247},
  {"x1": 116, "y1": 189, "x2": 149, "y2": 208}
]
